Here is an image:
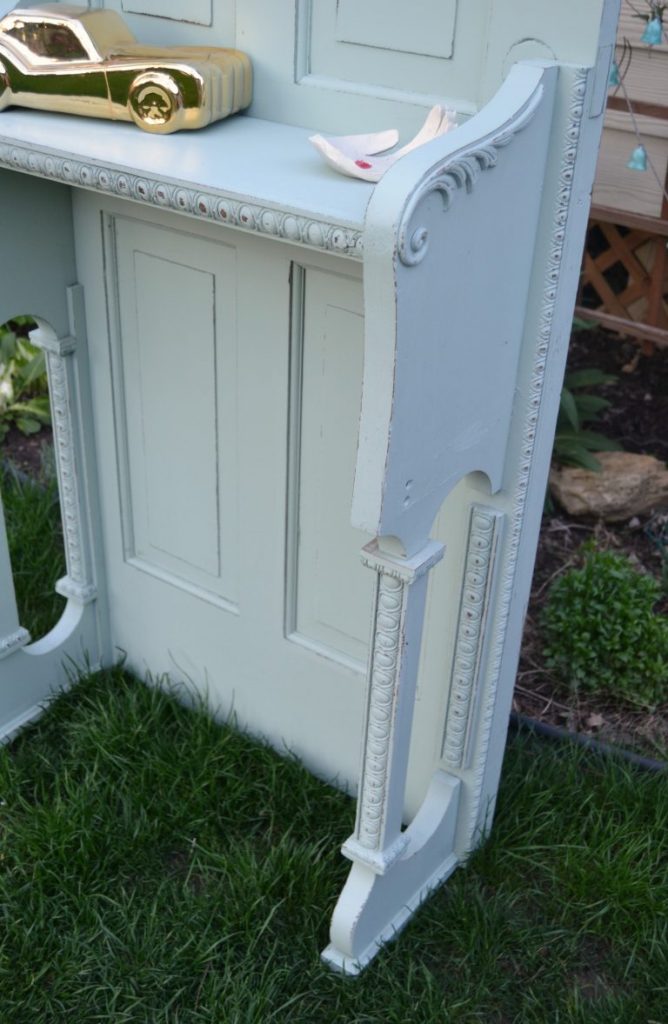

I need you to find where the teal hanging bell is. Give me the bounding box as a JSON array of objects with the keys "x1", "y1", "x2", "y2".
[
  {"x1": 641, "y1": 16, "x2": 663, "y2": 45},
  {"x1": 627, "y1": 144, "x2": 648, "y2": 171},
  {"x1": 608, "y1": 60, "x2": 621, "y2": 86}
]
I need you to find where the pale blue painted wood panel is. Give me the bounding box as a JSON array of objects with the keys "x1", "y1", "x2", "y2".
[
  {"x1": 336, "y1": 0, "x2": 457, "y2": 59},
  {"x1": 76, "y1": 195, "x2": 368, "y2": 792},
  {"x1": 114, "y1": 216, "x2": 239, "y2": 606},
  {"x1": 100, "y1": 0, "x2": 234, "y2": 46},
  {"x1": 133, "y1": 253, "x2": 219, "y2": 575},
  {"x1": 292, "y1": 268, "x2": 373, "y2": 666},
  {"x1": 0, "y1": 170, "x2": 75, "y2": 336},
  {"x1": 121, "y1": 0, "x2": 213, "y2": 26},
  {"x1": 306, "y1": 0, "x2": 472, "y2": 106}
]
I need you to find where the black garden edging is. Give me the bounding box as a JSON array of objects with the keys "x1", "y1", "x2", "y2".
[{"x1": 509, "y1": 710, "x2": 667, "y2": 773}]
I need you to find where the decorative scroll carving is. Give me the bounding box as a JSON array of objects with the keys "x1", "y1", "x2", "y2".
[
  {"x1": 442, "y1": 506, "x2": 503, "y2": 770},
  {"x1": 356, "y1": 572, "x2": 404, "y2": 850},
  {"x1": 465, "y1": 68, "x2": 589, "y2": 851},
  {"x1": 0, "y1": 142, "x2": 364, "y2": 259},
  {"x1": 0, "y1": 627, "x2": 30, "y2": 661},
  {"x1": 398, "y1": 85, "x2": 543, "y2": 267}
]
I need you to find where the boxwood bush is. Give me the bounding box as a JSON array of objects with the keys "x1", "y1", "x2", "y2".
[{"x1": 541, "y1": 545, "x2": 668, "y2": 707}]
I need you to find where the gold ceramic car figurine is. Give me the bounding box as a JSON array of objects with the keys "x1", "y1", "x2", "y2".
[{"x1": 0, "y1": 4, "x2": 252, "y2": 132}]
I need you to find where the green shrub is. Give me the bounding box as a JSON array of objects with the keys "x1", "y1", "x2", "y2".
[
  {"x1": 553, "y1": 368, "x2": 621, "y2": 471},
  {"x1": 541, "y1": 545, "x2": 668, "y2": 707},
  {"x1": 0, "y1": 318, "x2": 50, "y2": 442}
]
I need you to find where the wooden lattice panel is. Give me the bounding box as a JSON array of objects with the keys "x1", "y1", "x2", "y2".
[{"x1": 576, "y1": 205, "x2": 668, "y2": 349}]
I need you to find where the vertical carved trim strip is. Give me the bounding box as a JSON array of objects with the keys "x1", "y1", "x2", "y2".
[
  {"x1": 441, "y1": 506, "x2": 503, "y2": 770},
  {"x1": 32, "y1": 330, "x2": 96, "y2": 605},
  {"x1": 355, "y1": 572, "x2": 405, "y2": 851},
  {"x1": 465, "y1": 69, "x2": 589, "y2": 851},
  {"x1": 350, "y1": 539, "x2": 443, "y2": 867},
  {"x1": 46, "y1": 348, "x2": 85, "y2": 588}
]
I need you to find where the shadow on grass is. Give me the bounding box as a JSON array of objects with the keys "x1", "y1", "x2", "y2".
[
  {"x1": 1, "y1": 459, "x2": 66, "y2": 640},
  {"x1": 0, "y1": 667, "x2": 666, "y2": 1024}
]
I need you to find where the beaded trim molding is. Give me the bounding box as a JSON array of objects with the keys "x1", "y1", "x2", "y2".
[{"x1": 0, "y1": 140, "x2": 365, "y2": 259}]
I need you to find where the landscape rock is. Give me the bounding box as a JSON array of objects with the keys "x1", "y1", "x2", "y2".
[{"x1": 549, "y1": 451, "x2": 668, "y2": 521}]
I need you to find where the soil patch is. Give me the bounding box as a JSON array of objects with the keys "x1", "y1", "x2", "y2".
[
  {"x1": 1, "y1": 425, "x2": 53, "y2": 478},
  {"x1": 516, "y1": 328, "x2": 668, "y2": 759}
]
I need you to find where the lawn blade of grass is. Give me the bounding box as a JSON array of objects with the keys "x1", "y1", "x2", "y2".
[{"x1": 0, "y1": 669, "x2": 665, "y2": 1023}]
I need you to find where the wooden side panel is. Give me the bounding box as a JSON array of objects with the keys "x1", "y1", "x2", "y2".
[
  {"x1": 288, "y1": 267, "x2": 373, "y2": 667},
  {"x1": 112, "y1": 217, "x2": 239, "y2": 608},
  {"x1": 594, "y1": 9, "x2": 668, "y2": 217},
  {"x1": 616, "y1": 6, "x2": 668, "y2": 58},
  {"x1": 594, "y1": 110, "x2": 668, "y2": 217},
  {"x1": 612, "y1": 47, "x2": 668, "y2": 109}
]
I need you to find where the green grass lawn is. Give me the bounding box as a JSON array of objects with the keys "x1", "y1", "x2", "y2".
[
  {"x1": 1, "y1": 464, "x2": 65, "y2": 639},
  {"x1": 1, "y1": 467, "x2": 667, "y2": 1023}
]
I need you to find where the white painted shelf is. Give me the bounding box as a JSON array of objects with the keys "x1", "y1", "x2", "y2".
[{"x1": 0, "y1": 109, "x2": 373, "y2": 256}]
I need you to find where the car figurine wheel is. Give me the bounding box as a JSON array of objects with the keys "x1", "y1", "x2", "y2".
[{"x1": 128, "y1": 71, "x2": 183, "y2": 133}]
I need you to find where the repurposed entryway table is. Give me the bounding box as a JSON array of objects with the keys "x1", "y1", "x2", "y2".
[{"x1": 0, "y1": 0, "x2": 619, "y2": 972}]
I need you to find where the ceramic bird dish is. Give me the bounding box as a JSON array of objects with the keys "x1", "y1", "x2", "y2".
[
  {"x1": 309, "y1": 105, "x2": 456, "y2": 182},
  {"x1": 0, "y1": 3, "x2": 252, "y2": 132}
]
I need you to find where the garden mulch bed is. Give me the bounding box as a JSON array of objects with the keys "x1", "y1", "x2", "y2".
[
  {"x1": 1, "y1": 424, "x2": 53, "y2": 478},
  {"x1": 515, "y1": 327, "x2": 668, "y2": 759},
  {"x1": 2, "y1": 328, "x2": 667, "y2": 758}
]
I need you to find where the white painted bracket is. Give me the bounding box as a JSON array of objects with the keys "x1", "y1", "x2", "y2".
[
  {"x1": 323, "y1": 769, "x2": 460, "y2": 974},
  {"x1": 31, "y1": 309, "x2": 98, "y2": 609},
  {"x1": 322, "y1": 538, "x2": 463, "y2": 972},
  {"x1": 325, "y1": 2, "x2": 619, "y2": 961},
  {"x1": 0, "y1": 284, "x2": 108, "y2": 743},
  {"x1": 352, "y1": 63, "x2": 559, "y2": 553}
]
